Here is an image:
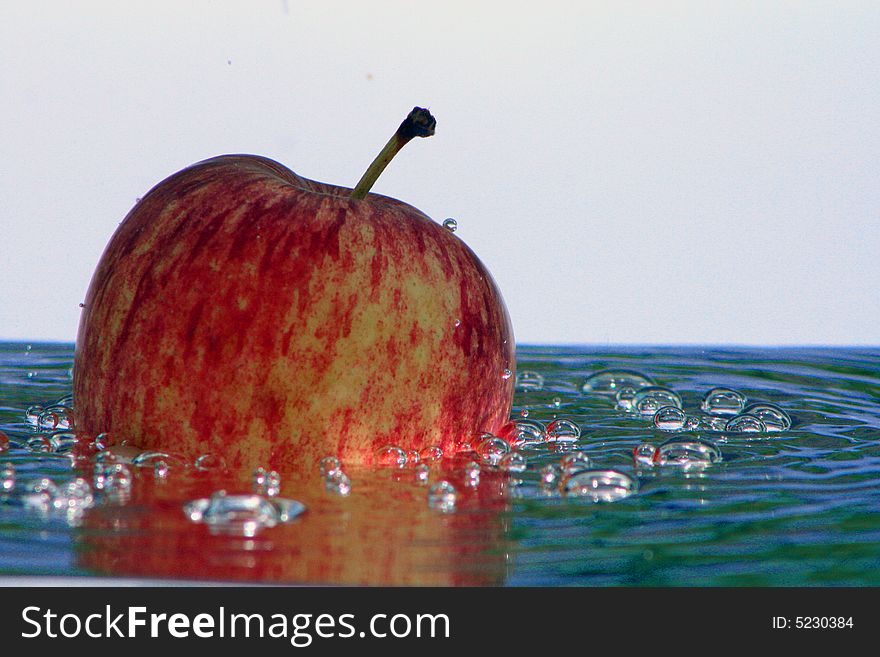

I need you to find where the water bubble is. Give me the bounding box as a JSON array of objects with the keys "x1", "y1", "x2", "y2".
[
  {"x1": 375, "y1": 445, "x2": 407, "y2": 468},
  {"x1": 653, "y1": 406, "x2": 687, "y2": 431},
  {"x1": 700, "y1": 415, "x2": 729, "y2": 432},
  {"x1": 253, "y1": 467, "x2": 281, "y2": 496},
  {"x1": 512, "y1": 419, "x2": 546, "y2": 446},
  {"x1": 93, "y1": 433, "x2": 113, "y2": 451},
  {"x1": 442, "y1": 217, "x2": 457, "y2": 232},
  {"x1": 476, "y1": 435, "x2": 510, "y2": 466},
  {"x1": 743, "y1": 403, "x2": 792, "y2": 432},
  {"x1": 1, "y1": 464, "x2": 15, "y2": 492},
  {"x1": 184, "y1": 490, "x2": 305, "y2": 537},
  {"x1": 725, "y1": 414, "x2": 767, "y2": 433},
  {"x1": 633, "y1": 443, "x2": 658, "y2": 466},
  {"x1": 560, "y1": 452, "x2": 592, "y2": 473},
  {"x1": 499, "y1": 451, "x2": 527, "y2": 473},
  {"x1": 132, "y1": 450, "x2": 188, "y2": 470},
  {"x1": 701, "y1": 388, "x2": 747, "y2": 416},
  {"x1": 414, "y1": 464, "x2": 431, "y2": 485},
  {"x1": 515, "y1": 370, "x2": 545, "y2": 391},
  {"x1": 633, "y1": 387, "x2": 683, "y2": 415},
  {"x1": 540, "y1": 464, "x2": 561, "y2": 490},
  {"x1": 463, "y1": 461, "x2": 481, "y2": 487},
  {"x1": 655, "y1": 438, "x2": 722, "y2": 468},
  {"x1": 25, "y1": 405, "x2": 44, "y2": 426},
  {"x1": 48, "y1": 432, "x2": 78, "y2": 454},
  {"x1": 582, "y1": 370, "x2": 655, "y2": 395},
  {"x1": 502, "y1": 368, "x2": 513, "y2": 380},
  {"x1": 546, "y1": 418, "x2": 581, "y2": 442},
  {"x1": 615, "y1": 387, "x2": 638, "y2": 411},
  {"x1": 560, "y1": 470, "x2": 638, "y2": 502},
  {"x1": 324, "y1": 471, "x2": 352, "y2": 496},
  {"x1": 419, "y1": 446, "x2": 443, "y2": 462},
  {"x1": 428, "y1": 481, "x2": 457, "y2": 513},
  {"x1": 319, "y1": 456, "x2": 343, "y2": 478},
  {"x1": 26, "y1": 435, "x2": 53, "y2": 453},
  {"x1": 195, "y1": 454, "x2": 227, "y2": 471}
]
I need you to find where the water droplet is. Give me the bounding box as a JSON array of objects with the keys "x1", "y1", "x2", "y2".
[
  {"x1": 546, "y1": 418, "x2": 581, "y2": 442},
  {"x1": 701, "y1": 388, "x2": 747, "y2": 416},
  {"x1": 501, "y1": 368, "x2": 512, "y2": 380},
  {"x1": 512, "y1": 420, "x2": 546, "y2": 446},
  {"x1": 700, "y1": 415, "x2": 729, "y2": 431},
  {"x1": 540, "y1": 464, "x2": 561, "y2": 489},
  {"x1": 324, "y1": 471, "x2": 351, "y2": 496},
  {"x1": 552, "y1": 396, "x2": 562, "y2": 408},
  {"x1": 419, "y1": 445, "x2": 443, "y2": 462},
  {"x1": 132, "y1": 450, "x2": 188, "y2": 470},
  {"x1": 743, "y1": 403, "x2": 791, "y2": 431},
  {"x1": 406, "y1": 450, "x2": 421, "y2": 466},
  {"x1": 453, "y1": 318, "x2": 461, "y2": 328},
  {"x1": 684, "y1": 415, "x2": 701, "y2": 431},
  {"x1": 0, "y1": 432, "x2": 7, "y2": 453},
  {"x1": 520, "y1": 409, "x2": 530, "y2": 418},
  {"x1": 633, "y1": 443, "x2": 658, "y2": 466},
  {"x1": 1, "y1": 464, "x2": 15, "y2": 491},
  {"x1": 154, "y1": 461, "x2": 169, "y2": 479},
  {"x1": 442, "y1": 217, "x2": 457, "y2": 232},
  {"x1": 725, "y1": 413, "x2": 767, "y2": 433},
  {"x1": 655, "y1": 438, "x2": 722, "y2": 468},
  {"x1": 582, "y1": 370, "x2": 655, "y2": 395},
  {"x1": 476, "y1": 435, "x2": 510, "y2": 466},
  {"x1": 48, "y1": 432, "x2": 78, "y2": 454},
  {"x1": 653, "y1": 406, "x2": 687, "y2": 431},
  {"x1": 25, "y1": 405, "x2": 44, "y2": 426},
  {"x1": 375, "y1": 445, "x2": 407, "y2": 468},
  {"x1": 515, "y1": 370, "x2": 545, "y2": 391},
  {"x1": 463, "y1": 461, "x2": 481, "y2": 487},
  {"x1": 195, "y1": 454, "x2": 227, "y2": 471},
  {"x1": 614, "y1": 387, "x2": 638, "y2": 411},
  {"x1": 428, "y1": 480, "x2": 457, "y2": 512},
  {"x1": 499, "y1": 451, "x2": 527, "y2": 472},
  {"x1": 37, "y1": 411, "x2": 59, "y2": 431},
  {"x1": 93, "y1": 433, "x2": 113, "y2": 451},
  {"x1": 253, "y1": 467, "x2": 281, "y2": 496},
  {"x1": 26, "y1": 435, "x2": 53, "y2": 453},
  {"x1": 560, "y1": 469, "x2": 638, "y2": 502},
  {"x1": 560, "y1": 452, "x2": 592, "y2": 473},
  {"x1": 414, "y1": 463, "x2": 431, "y2": 485},
  {"x1": 319, "y1": 456, "x2": 343, "y2": 478},
  {"x1": 184, "y1": 491, "x2": 305, "y2": 536},
  {"x1": 633, "y1": 387, "x2": 683, "y2": 415}
]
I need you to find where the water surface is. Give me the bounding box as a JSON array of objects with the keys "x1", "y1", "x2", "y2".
[{"x1": 1, "y1": 343, "x2": 878, "y2": 585}]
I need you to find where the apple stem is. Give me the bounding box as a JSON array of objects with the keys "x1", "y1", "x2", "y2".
[{"x1": 350, "y1": 107, "x2": 436, "y2": 200}]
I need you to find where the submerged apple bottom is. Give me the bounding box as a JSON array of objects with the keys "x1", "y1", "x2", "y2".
[{"x1": 73, "y1": 155, "x2": 516, "y2": 473}]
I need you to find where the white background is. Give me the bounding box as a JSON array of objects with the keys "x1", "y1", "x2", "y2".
[{"x1": 1, "y1": 1, "x2": 878, "y2": 345}]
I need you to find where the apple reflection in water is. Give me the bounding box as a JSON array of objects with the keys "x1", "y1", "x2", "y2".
[{"x1": 77, "y1": 462, "x2": 511, "y2": 586}]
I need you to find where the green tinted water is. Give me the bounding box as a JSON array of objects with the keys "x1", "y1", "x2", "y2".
[{"x1": 1, "y1": 343, "x2": 878, "y2": 585}]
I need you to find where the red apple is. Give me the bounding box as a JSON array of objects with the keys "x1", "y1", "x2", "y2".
[{"x1": 74, "y1": 108, "x2": 515, "y2": 472}]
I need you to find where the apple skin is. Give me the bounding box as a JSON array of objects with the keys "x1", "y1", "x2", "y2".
[{"x1": 74, "y1": 155, "x2": 515, "y2": 472}]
